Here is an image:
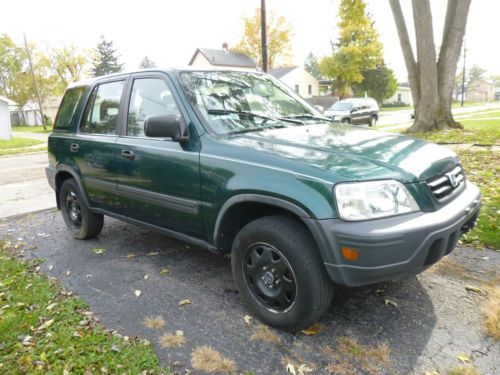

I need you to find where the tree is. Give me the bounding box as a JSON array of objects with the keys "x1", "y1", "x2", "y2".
[
  {"x1": 466, "y1": 65, "x2": 486, "y2": 85},
  {"x1": 232, "y1": 8, "x2": 292, "y2": 70},
  {"x1": 304, "y1": 52, "x2": 321, "y2": 79},
  {"x1": 49, "y1": 45, "x2": 88, "y2": 89},
  {"x1": 91, "y1": 36, "x2": 123, "y2": 77},
  {"x1": 319, "y1": 0, "x2": 383, "y2": 97},
  {"x1": 139, "y1": 56, "x2": 157, "y2": 69},
  {"x1": 0, "y1": 34, "x2": 32, "y2": 111},
  {"x1": 359, "y1": 64, "x2": 398, "y2": 104},
  {"x1": 389, "y1": 0, "x2": 471, "y2": 132},
  {"x1": 490, "y1": 74, "x2": 500, "y2": 87}
]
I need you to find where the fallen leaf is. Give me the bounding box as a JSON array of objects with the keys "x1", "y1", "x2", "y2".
[
  {"x1": 37, "y1": 319, "x2": 54, "y2": 331},
  {"x1": 178, "y1": 299, "x2": 191, "y2": 306},
  {"x1": 160, "y1": 268, "x2": 170, "y2": 275},
  {"x1": 301, "y1": 323, "x2": 324, "y2": 335},
  {"x1": 72, "y1": 331, "x2": 82, "y2": 337},
  {"x1": 46, "y1": 303, "x2": 57, "y2": 311},
  {"x1": 175, "y1": 330, "x2": 184, "y2": 336},
  {"x1": 297, "y1": 364, "x2": 314, "y2": 374},
  {"x1": 91, "y1": 247, "x2": 106, "y2": 255},
  {"x1": 286, "y1": 363, "x2": 296, "y2": 374},
  {"x1": 111, "y1": 345, "x2": 120, "y2": 353},
  {"x1": 244, "y1": 315, "x2": 252, "y2": 325},
  {"x1": 424, "y1": 372, "x2": 440, "y2": 375},
  {"x1": 134, "y1": 290, "x2": 142, "y2": 298},
  {"x1": 48, "y1": 265, "x2": 53, "y2": 271},
  {"x1": 464, "y1": 285, "x2": 484, "y2": 294},
  {"x1": 126, "y1": 254, "x2": 136, "y2": 259},
  {"x1": 384, "y1": 299, "x2": 398, "y2": 308},
  {"x1": 144, "y1": 274, "x2": 149, "y2": 280},
  {"x1": 146, "y1": 251, "x2": 159, "y2": 256},
  {"x1": 457, "y1": 353, "x2": 471, "y2": 363},
  {"x1": 65, "y1": 270, "x2": 71, "y2": 276}
]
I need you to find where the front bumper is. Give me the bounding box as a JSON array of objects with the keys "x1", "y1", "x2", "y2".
[{"x1": 307, "y1": 182, "x2": 481, "y2": 287}]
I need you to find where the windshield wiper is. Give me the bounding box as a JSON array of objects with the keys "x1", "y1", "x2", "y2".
[
  {"x1": 206, "y1": 109, "x2": 303, "y2": 125},
  {"x1": 284, "y1": 114, "x2": 332, "y2": 123}
]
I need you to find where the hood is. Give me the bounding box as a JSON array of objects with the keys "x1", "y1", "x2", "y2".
[{"x1": 225, "y1": 124, "x2": 458, "y2": 183}]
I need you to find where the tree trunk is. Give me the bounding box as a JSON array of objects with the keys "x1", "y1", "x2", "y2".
[
  {"x1": 389, "y1": 0, "x2": 471, "y2": 133},
  {"x1": 408, "y1": 0, "x2": 439, "y2": 133}
]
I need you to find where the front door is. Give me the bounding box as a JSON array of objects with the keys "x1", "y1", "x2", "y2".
[
  {"x1": 73, "y1": 79, "x2": 127, "y2": 211},
  {"x1": 115, "y1": 73, "x2": 203, "y2": 237}
]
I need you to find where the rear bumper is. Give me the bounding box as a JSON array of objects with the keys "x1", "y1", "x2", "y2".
[
  {"x1": 46, "y1": 166, "x2": 56, "y2": 190},
  {"x1": 307, "y1": 182, "x2": 481, "y2": 286}
]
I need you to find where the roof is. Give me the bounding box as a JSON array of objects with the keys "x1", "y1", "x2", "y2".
[
  {"x1": 269, "y1": 66, "x2": 297, "y2": 79},
  {"x1": 188, "y1": 48, "x2": 257, "y2": 68},
  {"x1": 0, "y1": 95, "x2": 17, "y2": 106},
  {"x1": 399, "y1": 82, "x2": 410, "y2": 88}
]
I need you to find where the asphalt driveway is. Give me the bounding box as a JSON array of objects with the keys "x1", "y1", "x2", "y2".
[{"x1": 1, "y1": 210, "x2": 498, "y2": 374}]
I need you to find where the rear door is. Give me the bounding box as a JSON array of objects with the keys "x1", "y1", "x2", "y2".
[
  {"x1": 114, "y1": 73, "x2": 203, "y2": 237},
  {"x1": 72, "y1": 79, "x2": 127, "y2": 211}
]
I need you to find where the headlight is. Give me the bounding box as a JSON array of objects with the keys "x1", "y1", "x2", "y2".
[{"x1": 334, "y1": 180, "x2": 420, "y2": 221}]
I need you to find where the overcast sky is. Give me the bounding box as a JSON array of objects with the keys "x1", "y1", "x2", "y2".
[{"x1": 2, "y1": 0, "x2": 498, "y2": 81}]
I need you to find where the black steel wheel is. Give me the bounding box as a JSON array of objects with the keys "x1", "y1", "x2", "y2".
[
  {"x1": 59, "y1": 178, "x2": 103, "y2": 240},
  {"x1": 232, "y1": 216, "x2": 333, "y2": 331},
  {"x1": 243, "y1": 243, "x2": 297, "y2": 312}
]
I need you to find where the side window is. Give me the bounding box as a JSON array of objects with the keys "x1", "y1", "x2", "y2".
[
  {"x1": 54, "y1": 87, "x2": 85, "y2": 129},
  {"x1": 80, "y1": 81, "x2": 124, "y2": 134},
  {"x1": 127, "y1": 78, "x2": 181, "y2": 137}
]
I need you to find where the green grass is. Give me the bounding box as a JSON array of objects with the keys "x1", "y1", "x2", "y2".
[
  {"x1": 12, "y1": 125, "x2": 52, "y2": 133},
  {"x1": 0, "y1": 146, "x2": 47, "y2": 156},
  {"x1": 451, "y1": 101, "x2": 484, "y2": 108},
  {"x1": 0, "y1": 241, "x2": 168, "y2": 374},
  {"x1": 380, "y1": 106, "x2": 412, "y2": 112},
  {"x1": 0, "y1": 137, "x2": 44, "y2": 150},
  {"x1": 458, "y1": 110, "x2": 500, "y2": 119}
]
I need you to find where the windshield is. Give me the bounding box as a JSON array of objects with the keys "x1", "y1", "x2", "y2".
[
  {"x1": 331, "y1": 102, "x2": 353, "y2": 111},
  {"x1": 178, "y1": 71, "x2": 319, "y2": 134}
]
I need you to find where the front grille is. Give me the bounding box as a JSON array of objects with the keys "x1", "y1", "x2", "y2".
[{"x1": 426, "y1": 165, "x2": 465, "y2": 200}]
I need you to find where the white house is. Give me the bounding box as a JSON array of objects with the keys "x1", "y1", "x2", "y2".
[
  {"x1": 0, "y1": 96, "x2": 13, "y2": 140},
  {"x1": 383, "y1": 83, "x2": 413, "y2": 106},
  {"x1": 189, "y1": 47, "x2": 257, "y2": 70},
  {"x1": 269, "y1": 66, "x2": 319, "y2": 99}
]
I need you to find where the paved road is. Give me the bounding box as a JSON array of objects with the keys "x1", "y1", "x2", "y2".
[
  {"x1": 2, "y1": 211, "x2": 498, "y2": 374},
  {"x1": 0, "y1": 152, "x2": 54, "y2": 218}
]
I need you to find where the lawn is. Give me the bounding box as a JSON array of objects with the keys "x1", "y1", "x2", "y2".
[
  {"x1": 394, "y1": 116, "x2": 499, "y2": 249},
  {"x1": 380, "y1": 106, "x2": 412, "y2": 112},
  {"x1": 0, "y1": 146, "x2": 47, "y2": 156},
  {"x1": 12, "y1": 125, "x2": 52, "y2": 133},
  {"x1": 0, "y1": 137, "x2": 44, "y2": 150},
  {"x1": 0, "y1": 241, "x2": 168, "y2": 374}
]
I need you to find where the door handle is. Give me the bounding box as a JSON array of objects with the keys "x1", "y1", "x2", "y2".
[
  {"x1": 70, "y1": 143, "x2": 80, "y2": 153},
  {"x1": 121, "y1": 150, "x2": 135, "y2": 160}
]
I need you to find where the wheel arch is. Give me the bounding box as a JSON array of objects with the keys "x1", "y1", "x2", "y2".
[{"x1": 54, "y1": 166, "x2": 90, "y2": 209}]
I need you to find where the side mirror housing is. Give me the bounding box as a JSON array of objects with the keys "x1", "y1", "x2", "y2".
[{"x1": 144, "y1": 114, "x2": 189, "y2": 142}]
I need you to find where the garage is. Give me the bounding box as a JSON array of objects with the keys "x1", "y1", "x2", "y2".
[{"x1": 0, "y1": 96, "x2": 12, "y2": 140}]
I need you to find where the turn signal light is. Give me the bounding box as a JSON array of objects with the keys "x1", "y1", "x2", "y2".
[{"x1": 341, "y1": 247, "x2": 359, "y2": 261}]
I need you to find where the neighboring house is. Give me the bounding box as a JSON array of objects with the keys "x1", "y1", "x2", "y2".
[
  {"x1": 465, "y1": 79, "x2": 495, "y2": 102},
  {"x1": 188, "y1": 47, "x2": 257, "y2": 70},
  {"x1": 10, "y1": 97, "x2": 62, "y2": 126},
  {"x1": 269, "y1": 66, "x2": 319, "y2": 99},
  {"x1": 0, "y1": 96, "x2": 13, "y2": 140},
  {"x1": 495, "y1": 88, "x2": 500, "y2": 101},
  {"x1": 383, "y1": 82, "x2": 413, "y2": 106}
]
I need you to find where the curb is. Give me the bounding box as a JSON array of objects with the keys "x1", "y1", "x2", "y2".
[{"x1": 1, "y1": 207, "x2": 58, "y2": 222}]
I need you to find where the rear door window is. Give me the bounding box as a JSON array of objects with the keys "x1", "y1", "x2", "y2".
[
  {"x1": 54, "y1": 87, "x2": 85, "y2": 129},
  {"x1": 80, "y1": 81, "x2": 125, "y2": 134}
]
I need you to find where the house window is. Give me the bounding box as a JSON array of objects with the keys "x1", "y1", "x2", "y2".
[
  {"x1": 308, "y1": 85, "x2": 312, "y2": 95},
  {"x1": 295, "y1": 84, "x2": 299, "y2": 93},
  {"x1": 397, "y1": 93, "x2": 402, "y2": 102}
]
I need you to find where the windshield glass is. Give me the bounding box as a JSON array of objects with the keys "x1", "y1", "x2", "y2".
[
  {"x1": 178, "y1": 71, "x2": 318, "y2": 134},
  {"x1": 331, "y1": 102, "x2": 353, "y2": 111}
]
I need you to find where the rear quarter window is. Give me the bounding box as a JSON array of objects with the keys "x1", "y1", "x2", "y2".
[{"x1": 53, "y1": 87, "x2": 86, "y2": 129}]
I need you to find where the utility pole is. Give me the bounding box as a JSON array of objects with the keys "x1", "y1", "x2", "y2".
[
  {"x1": 461, "y1": 37, "x2": 466, "y2": 107},
  {"x1": 23, "y1": 33, "x2": 46, "y2": 130},
  {"x1": 261, "y1": 0, "x2": 268, "y2": 72}
]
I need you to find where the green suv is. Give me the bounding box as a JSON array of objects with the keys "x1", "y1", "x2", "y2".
[{"x1": 46, "y1": 69, "x2": 481, "y2": 331}]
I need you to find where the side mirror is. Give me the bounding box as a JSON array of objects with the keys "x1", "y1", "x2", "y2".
[
  {"x1": 144, "y1": 114, "x2": 189, "y2": 142},
  {"x1": 351, "y1": 107, "x2": 359, "y2": 113}
]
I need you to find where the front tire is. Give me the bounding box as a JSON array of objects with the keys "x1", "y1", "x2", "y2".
[
  {"x1": 231, "y1": 216, "x2": 333, "y2": 331},
  {"x1": 59, "y1": 178, "x2": 103, "y2": 240}
]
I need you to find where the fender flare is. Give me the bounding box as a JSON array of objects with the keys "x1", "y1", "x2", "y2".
[
  {"x1": 212, "y1": 194, "x2": 312, "y2": 247},
  {"x1": 54, "y1": 165, "x2": 92, "y2": 209}
]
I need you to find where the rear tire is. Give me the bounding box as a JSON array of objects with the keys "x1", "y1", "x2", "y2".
[
  {"x1": 342, "y1": 118, "x2": 350, "y2": 124},
  {"x1": 59, "y1": 178, "x2": 103, "y2": 240},
  {"x1": 231, "y1": 215, "x2": 333, "y2": 331},
  {"x1": 369, "y1": 115, "x2": 377, "y2": 127}
]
